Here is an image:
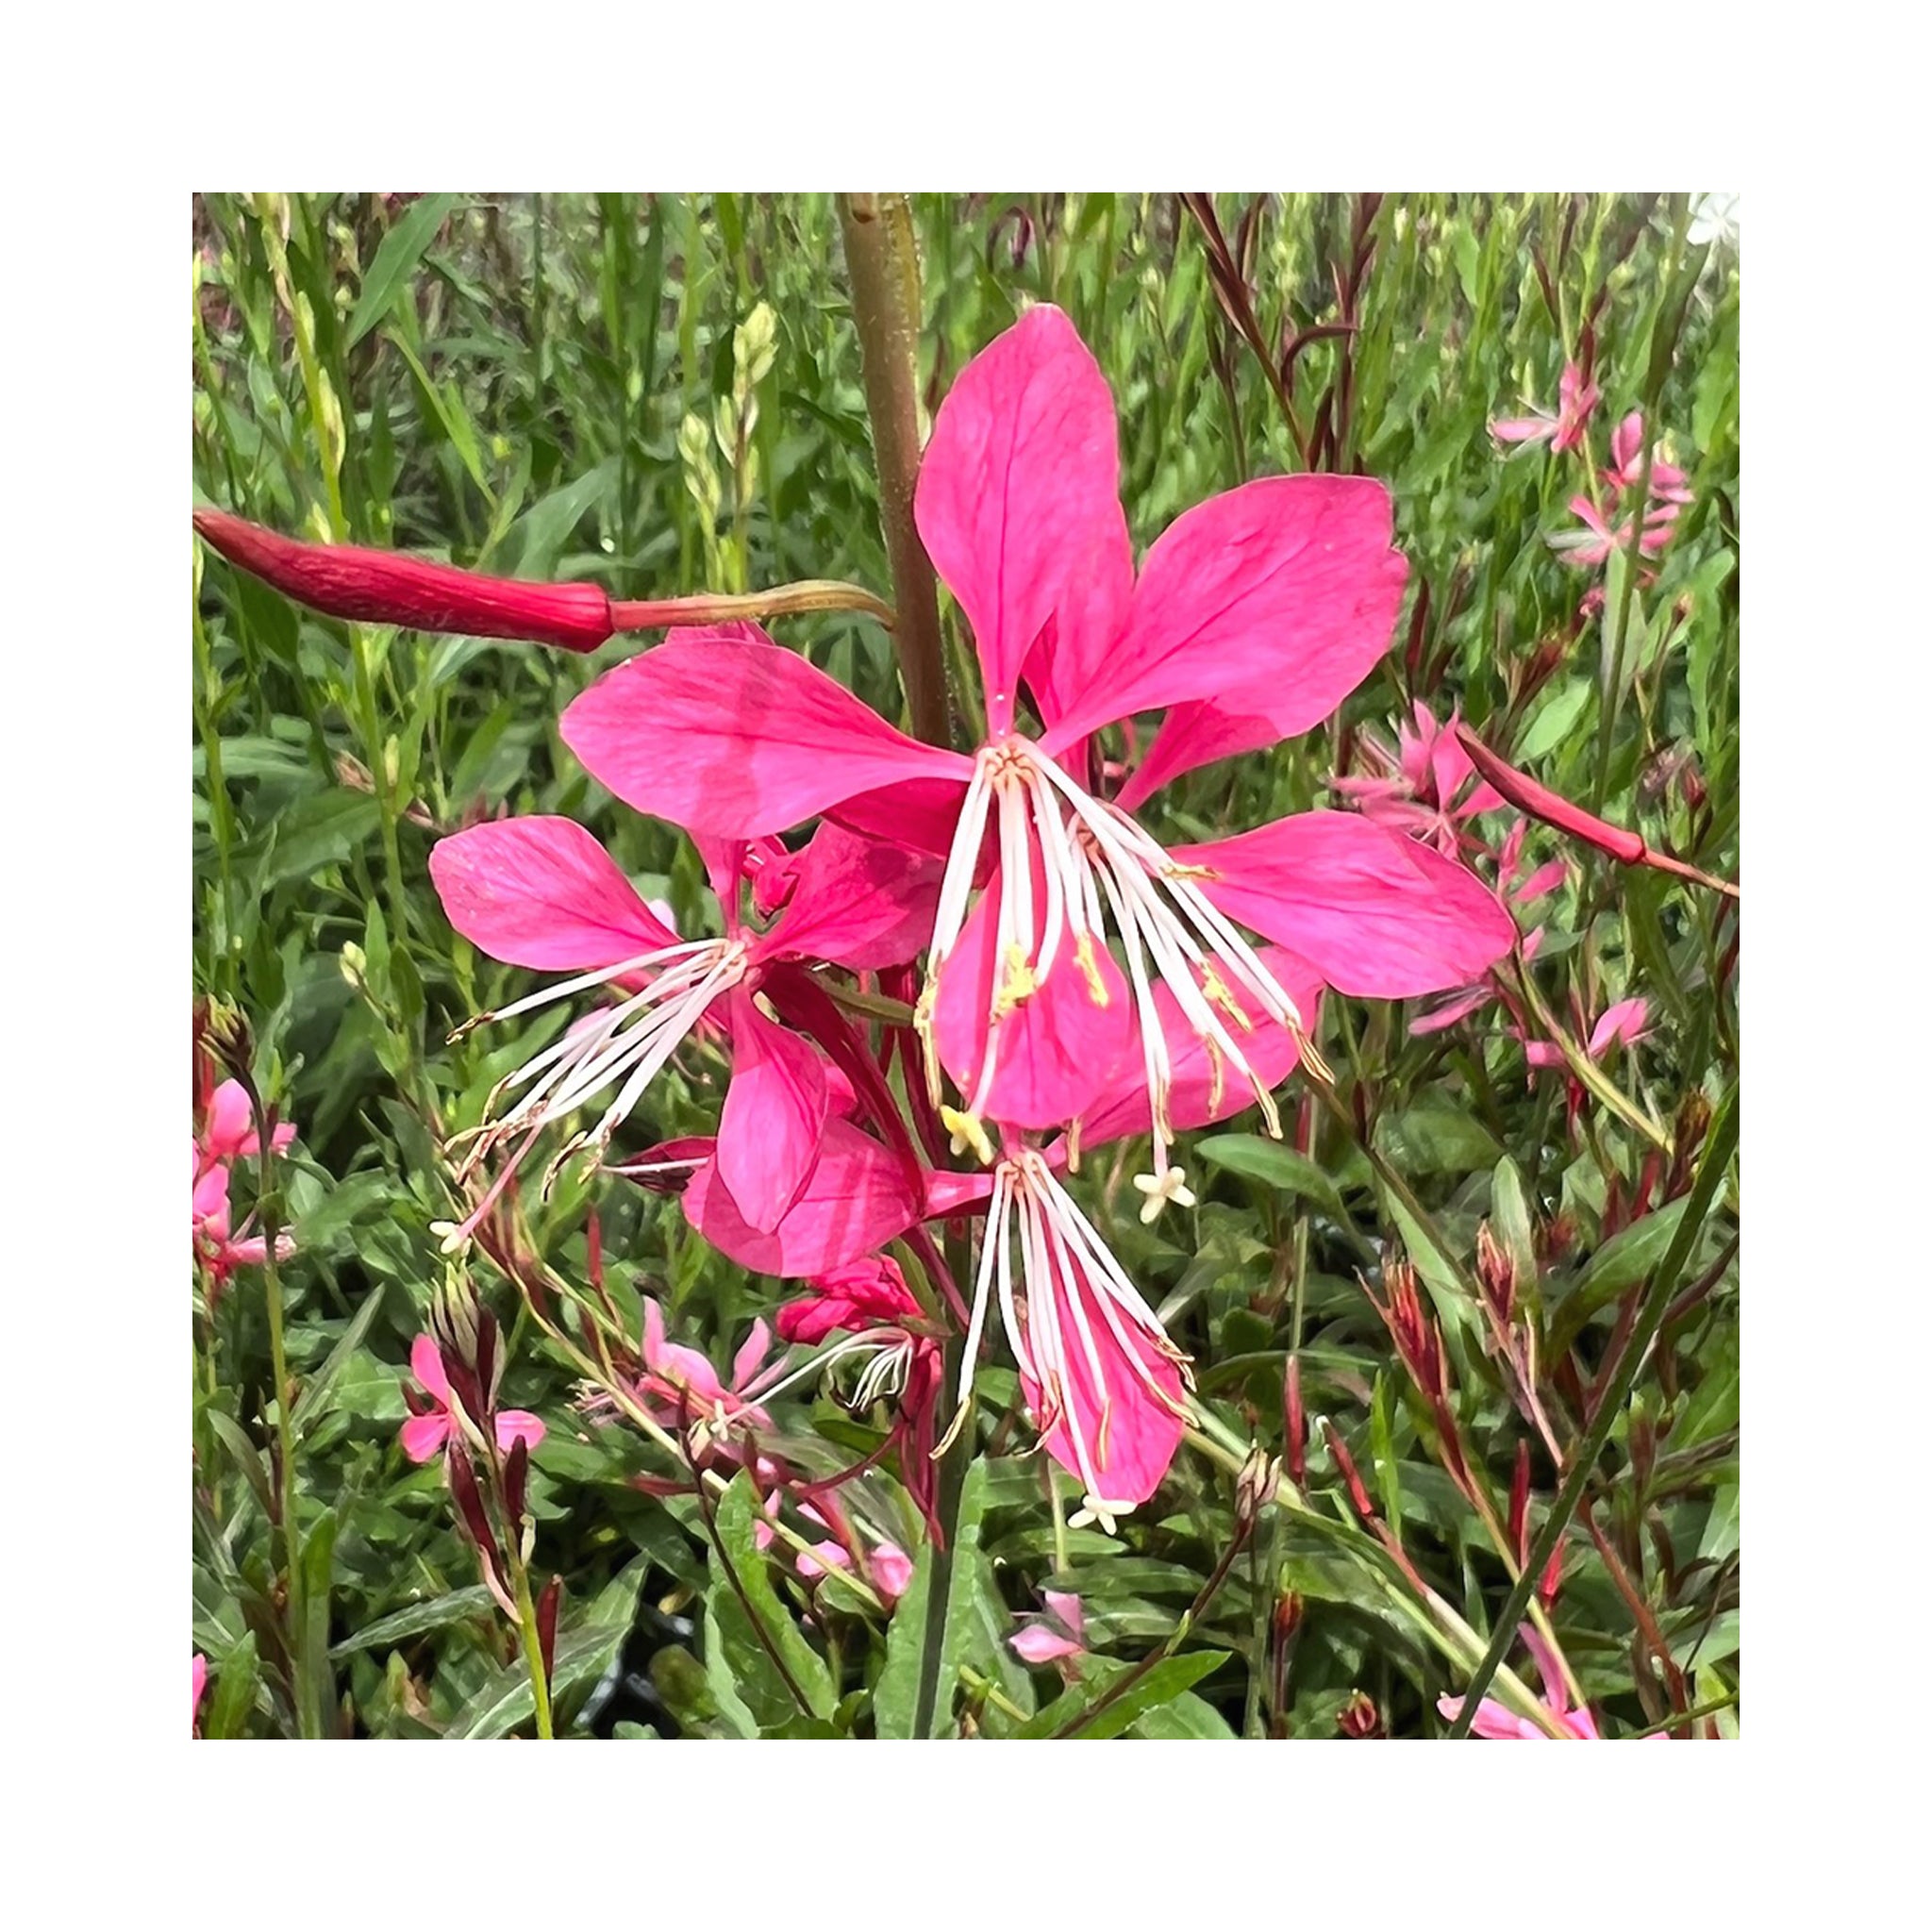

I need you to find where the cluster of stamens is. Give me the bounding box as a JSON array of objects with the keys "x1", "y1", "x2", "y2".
[
  {"x1": 917, "y1": 737, "x2": 1325, "y2": 1215},
  {"x1": 941, "y1": 1146, "x2": 1192, "y2": 1533},
  {"x1": 434, "y1": 936, "x2": 750, "y2": 1253}
]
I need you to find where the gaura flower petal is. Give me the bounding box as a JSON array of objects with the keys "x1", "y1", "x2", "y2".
[
  {"x1": 1075, "y1": 946, "x2": 1324, "y2": 1149},
  {"x1": 641, "y1": 1296, "x2": 729, "y2": 1405},
  {"x1": 428, "y1": 816, "x2": 681, "y2": 969},
  {"x1": 1179, "y1": 811, "x2": 1517, "y2": 999},
  {"x1": 914, "y1": 304, "x2": 1132, "y2": 740},
  {"x1": 409, "y1": 1333, "x2": 452, "y2": 1406},
  {"x1": 494, "y1": 1411, "x2": 547, "y2": 1454},
  {"x1": 559, "y1": 628, "x2": 969, "y2": 839},
  {"x1": 1022, "y1": 1290, "x2": 1186, "y2": 1510},
  {"x1": 715, "y1": 991, "x2": 829, "y2": 1233},
  {"x1": 1057, "y1": 475, "x2": 1408, "y2": 771},
  {"x1": 1010, "y1": 1622, "x2": 1086, "y2": 1664},
  {"x1": 932, "y1": 856, "x2": 1134, "y2": 1130},
  {"x1": 763, "y1": 822, "x2": 944, "y2": 972},
  {"x1": 400, "y1": 1411, "x2": 452, "y2": 1464},
  {"x1": 682, "y1": 1119, "x2": 923, "y2": 1277},
  {"x1": 731, "y1": 1318, "x2": 774, "y2": 1391}
]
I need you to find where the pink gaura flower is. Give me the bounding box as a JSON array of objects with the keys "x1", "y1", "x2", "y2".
[
  {"x1": 1524, "y1": 995, "x2": 1651, "y2": 1070},
  {"x1": 1332, "y1": 703, "x2": 1505, "y2": 858},
  {"x1": 1551, "y1": 493, "x2": 1679, "y2": 569},
  {"x1": 754, "y1": 1491, "x2": 915, "y2": 1604},
  {"x1": 636, "y1": 1294, "x2": 786, "y2": 1445},
  {"x1": 194, "y1": 1078, "x2": 296, "y2": 1180},
  {"x1": 192, "y1": 1654, "x2": 208, "y2": 1737},
  {"x1": 1408, "y1": 822, "x2": 1567, "y2": 1038},
  {"x1": 1604, "y1": 411, "x2": 1694, "y2": 505},
  {"x1": 1009, "y1": 1589, "x2": 1087, "y2": 1664},
  {"x1": 1439, "y1": 1623, "x2": 1602, "y2": 1740},
  {"x1": 657, "y1": 946, "x2": 1324, "y2": 1527},
  {"x1": 1554, "y1": 412, "x2": 1694, "y2": 570},
  {"x1": 192, "y1": 1156, "x2": 295, "y2": 1285},
  {"x1": 399, "y1": 1334, "x2": 546, "y2": 1464},
  {"x1": 561, "y1": 304, "x2": 1513, "y2": 1195},
  {"x1": 1491, "y1": 360, "x2": 1600, "y2": 454},
  {"x1": 427, "y1": 808, "x2": 939, "y2": 1247}
]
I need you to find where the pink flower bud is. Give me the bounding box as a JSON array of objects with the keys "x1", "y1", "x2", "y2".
[{"x1": 194, "y1": 508, "x2": 617, "y2": 653}]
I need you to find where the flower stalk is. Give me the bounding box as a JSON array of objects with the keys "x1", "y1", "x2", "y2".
[{"x1": 837, "y1": 193, "x2": 949, "y2": 748}]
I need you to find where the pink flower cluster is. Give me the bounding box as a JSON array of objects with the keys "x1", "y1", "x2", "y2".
[
  {"x1": 192, "y1": 1074, "x2": 296, "y2": 1293},
  {"x1": 207, "y1": 306, "x2": 1519, "y2": 1543}
]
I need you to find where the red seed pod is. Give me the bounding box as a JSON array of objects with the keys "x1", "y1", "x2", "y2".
[
  {"x1": 447, "y1": 1443, "x2": 501, "y2": 1570},
  {"x1": 193, "y1": 508, "x2": 617, "y2": 653}
]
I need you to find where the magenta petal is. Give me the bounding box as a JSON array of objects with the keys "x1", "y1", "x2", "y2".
[
  {"x1": 1588, "y1": 997, "x2": 1650, "y2": 1057},
  {"x1": 1024, "y1": 1305, "x2": 1186, "y2": 1510},
  {"x1": 715, "y1": 992, "x2": 828, "y2": 1234},
  {"x1": 202, "y1": 1080, "x2": 256, "y2": 1161},
  {"x1": 409, "y1": 1334, "x2": 451, "y2": 1405},
  {"x1": 1049, "y1": 475, "x2": 1407, "y2": 763},
  {"x1": 732, "y1": 1318, "x2": 774, "y2": 1390},
  {"x1": 559, "y1": 628, "x2": 970, "y2": 838},
  {"x1": 1010, "y1": 1624, "x2": 1085, "y2": 1664},
  {"x1": 494, "y1": 1411, "x2": 547, "y2": 1454},
  {"x1": 764, "y1": 822, "x2": 944, "y2": 972},
  {"x1": 1076, "y1": 946, "x2": 1324, "y2": 1149},
  {"x1": 914, "y1": 305, "x2": 1130, "y2": 738},
  {"x1": 684, "y1": 1118, "x2": 921, "y2": 1276},
  {"x1": 428, "y1": 815, "x2": 680, "y2": 969},
  {"x1": 932, "y1": 864, "x2": 1132, "y2": 1130},
  {"x1": 1042, "y1": 1590, "x2": 1085, "y2": 1639},
  {"x1": 400, "y1": 1411, "x2": 450, "y2": 1463},
  {"x1": 1183, "y1": 811, "x2": 1518, "y2": 999}
]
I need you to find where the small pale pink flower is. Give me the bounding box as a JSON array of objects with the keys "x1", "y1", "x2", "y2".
[
  {"x1": 636, "y1": 1296, "x2": 785, "y2": 1444},
  {"x1": 1491, "y1": 361, "x2": 1600, "y2": 454},
  {"x1": 1333, "y1": 703, "x2": 1506, "y2": 858},
  {"x1": 1524, "y1": 994, "x2": 1651, "y2": 1070},
  {"x1": 192, "y1": 1155, "x2": 295, "y2": 1285},
  {"x1": 192, "y1": 1654, "x2": 208, "y2": 1736},
  {"x1": 1010, "y1": 1589, "x2": 1086, "y2": 1664},
  {"x1": 754, "y1": 1492, "x2": 915, "y2": 1604},
  {"x1": 195, "y1": 1078, "x2": 297, "y2": 1180},
  {"x1": 399, "y1": 1333, "x2": 546, "y2": 1464}
]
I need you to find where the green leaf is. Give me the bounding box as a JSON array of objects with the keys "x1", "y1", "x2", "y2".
[
  {"x1": 1491, "y1": 1156, "x2": 1538, "y2": 1287},
  {"x1": 1374, "y1": 1104, "x2": 1502, "y2": 1176},
  {"x1": 204, "y1": 1632, "x2": 261, "y2": 1740},
  {"x1": 330, "y1": 1586, "x2": 495, "y2": 1659},
  {"x1": 705, "y1": 1472, "x2": 834, "y2": 1728},
  {"x1": 1195, "y1": 1136, "x2": 1350, "y2": 1221},
  {"x1": 346, "y1": 194, "x2": 459, "y2": 347},
  {"x1": 1016, "y1": 1650, "x2": 1229, "y2": 1740},
  {"x1": 291, "y1": 1283, "x2": 386, "y2": 1431},
  {"x1": 446, "y1": 1624, "x2": 627, "y2": 1740},
  {"x1": 1548, "y1": 1198, "x2": 1694, "y2": 1353},
  {"x1": 1514, "y1": 675, "x2": 1594, "y2": 763}
]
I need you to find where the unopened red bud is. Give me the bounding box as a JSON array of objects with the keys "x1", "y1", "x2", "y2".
[
  {"x1": 1273, "y1": 1591, "x2": 1304, "y2": 1644},
  {"x1": 1508, "y1": 1441, "x2": 1532, "y2": 1566},
  {"x1": 1322, "y1": 1421, "x2": 1377, "y2": 1524},
  {"x1": 1475, "y1": 1222, "x2": 1516, "y2": 1325},
  {"x1": 447, "y1": 1442, "x2": 501, "y2": 1568},
  {"x1": 1337, "y1": 1690, "x2": 1382, "y2": 1739},
  {"x1": 194, "y1": 507, "x2": 616, "y2": 653},
  {"x1": 536, "y1": 1576, "x2": 562, "y2": 1690},
  {"x1": 502, "y1": 1435, "x2": 529, "y2": 1531},
  {"x1": 1456, "y1": 724, "x2": 1647, "y2": 864},
  {"x1": 1540, "y1": 1541, "x2": 1564, "y2": 1607}
]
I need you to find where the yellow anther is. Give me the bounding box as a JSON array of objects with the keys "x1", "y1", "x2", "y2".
[
  {"x1": 1065, "y1": 1113, "x2": 1083, "y2": 1174},
  {"x1": 1074, "y1": 930, "x2": 1111, "y2": 1006},
  {"x1": 1291, "y1": 1018, "x2": 1334, "y2": 1087},
  {"x1": 941, "y1": 1106, "x2": 995, "y2": 1166},
  {"x1": 1200, "y1": 964, "x2": 1253, "y2": 1032},
  {"x1": 1161, "y1": 860, "x2": 1218, "y2": 882},
  {"x1": 992, "y1": 941, "x2": 1039, "y2": 1019}
]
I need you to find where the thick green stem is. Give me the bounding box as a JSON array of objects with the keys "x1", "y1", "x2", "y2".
[
  {"x1": 506, "y1": 1541, "x2": 556, "y2": 1740},
  {"x1": 838, "y1": 194, "x2": 949, "y2": 748}
]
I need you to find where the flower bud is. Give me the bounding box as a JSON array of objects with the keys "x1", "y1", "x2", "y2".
[
  {"x1": 1322, "y1": 1421, "x2": 1377, "y2": 1524},
  {"x1": 1337, "y1": 1690, "x2": 1382, "y2": 1739},
  {"x1": 1475, "y1": 1221, "x2": 1516, "y2": 1326},
  {"x1": 192, "y1": 508, "x2": 616, "y2": 653},
  {"x1": 1283, "y1": 1356, "x2": 1307, "y2": 1488},
  {"x1": 1236, "y1": 1445, "x2": 1281, "y2": 1528}
]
